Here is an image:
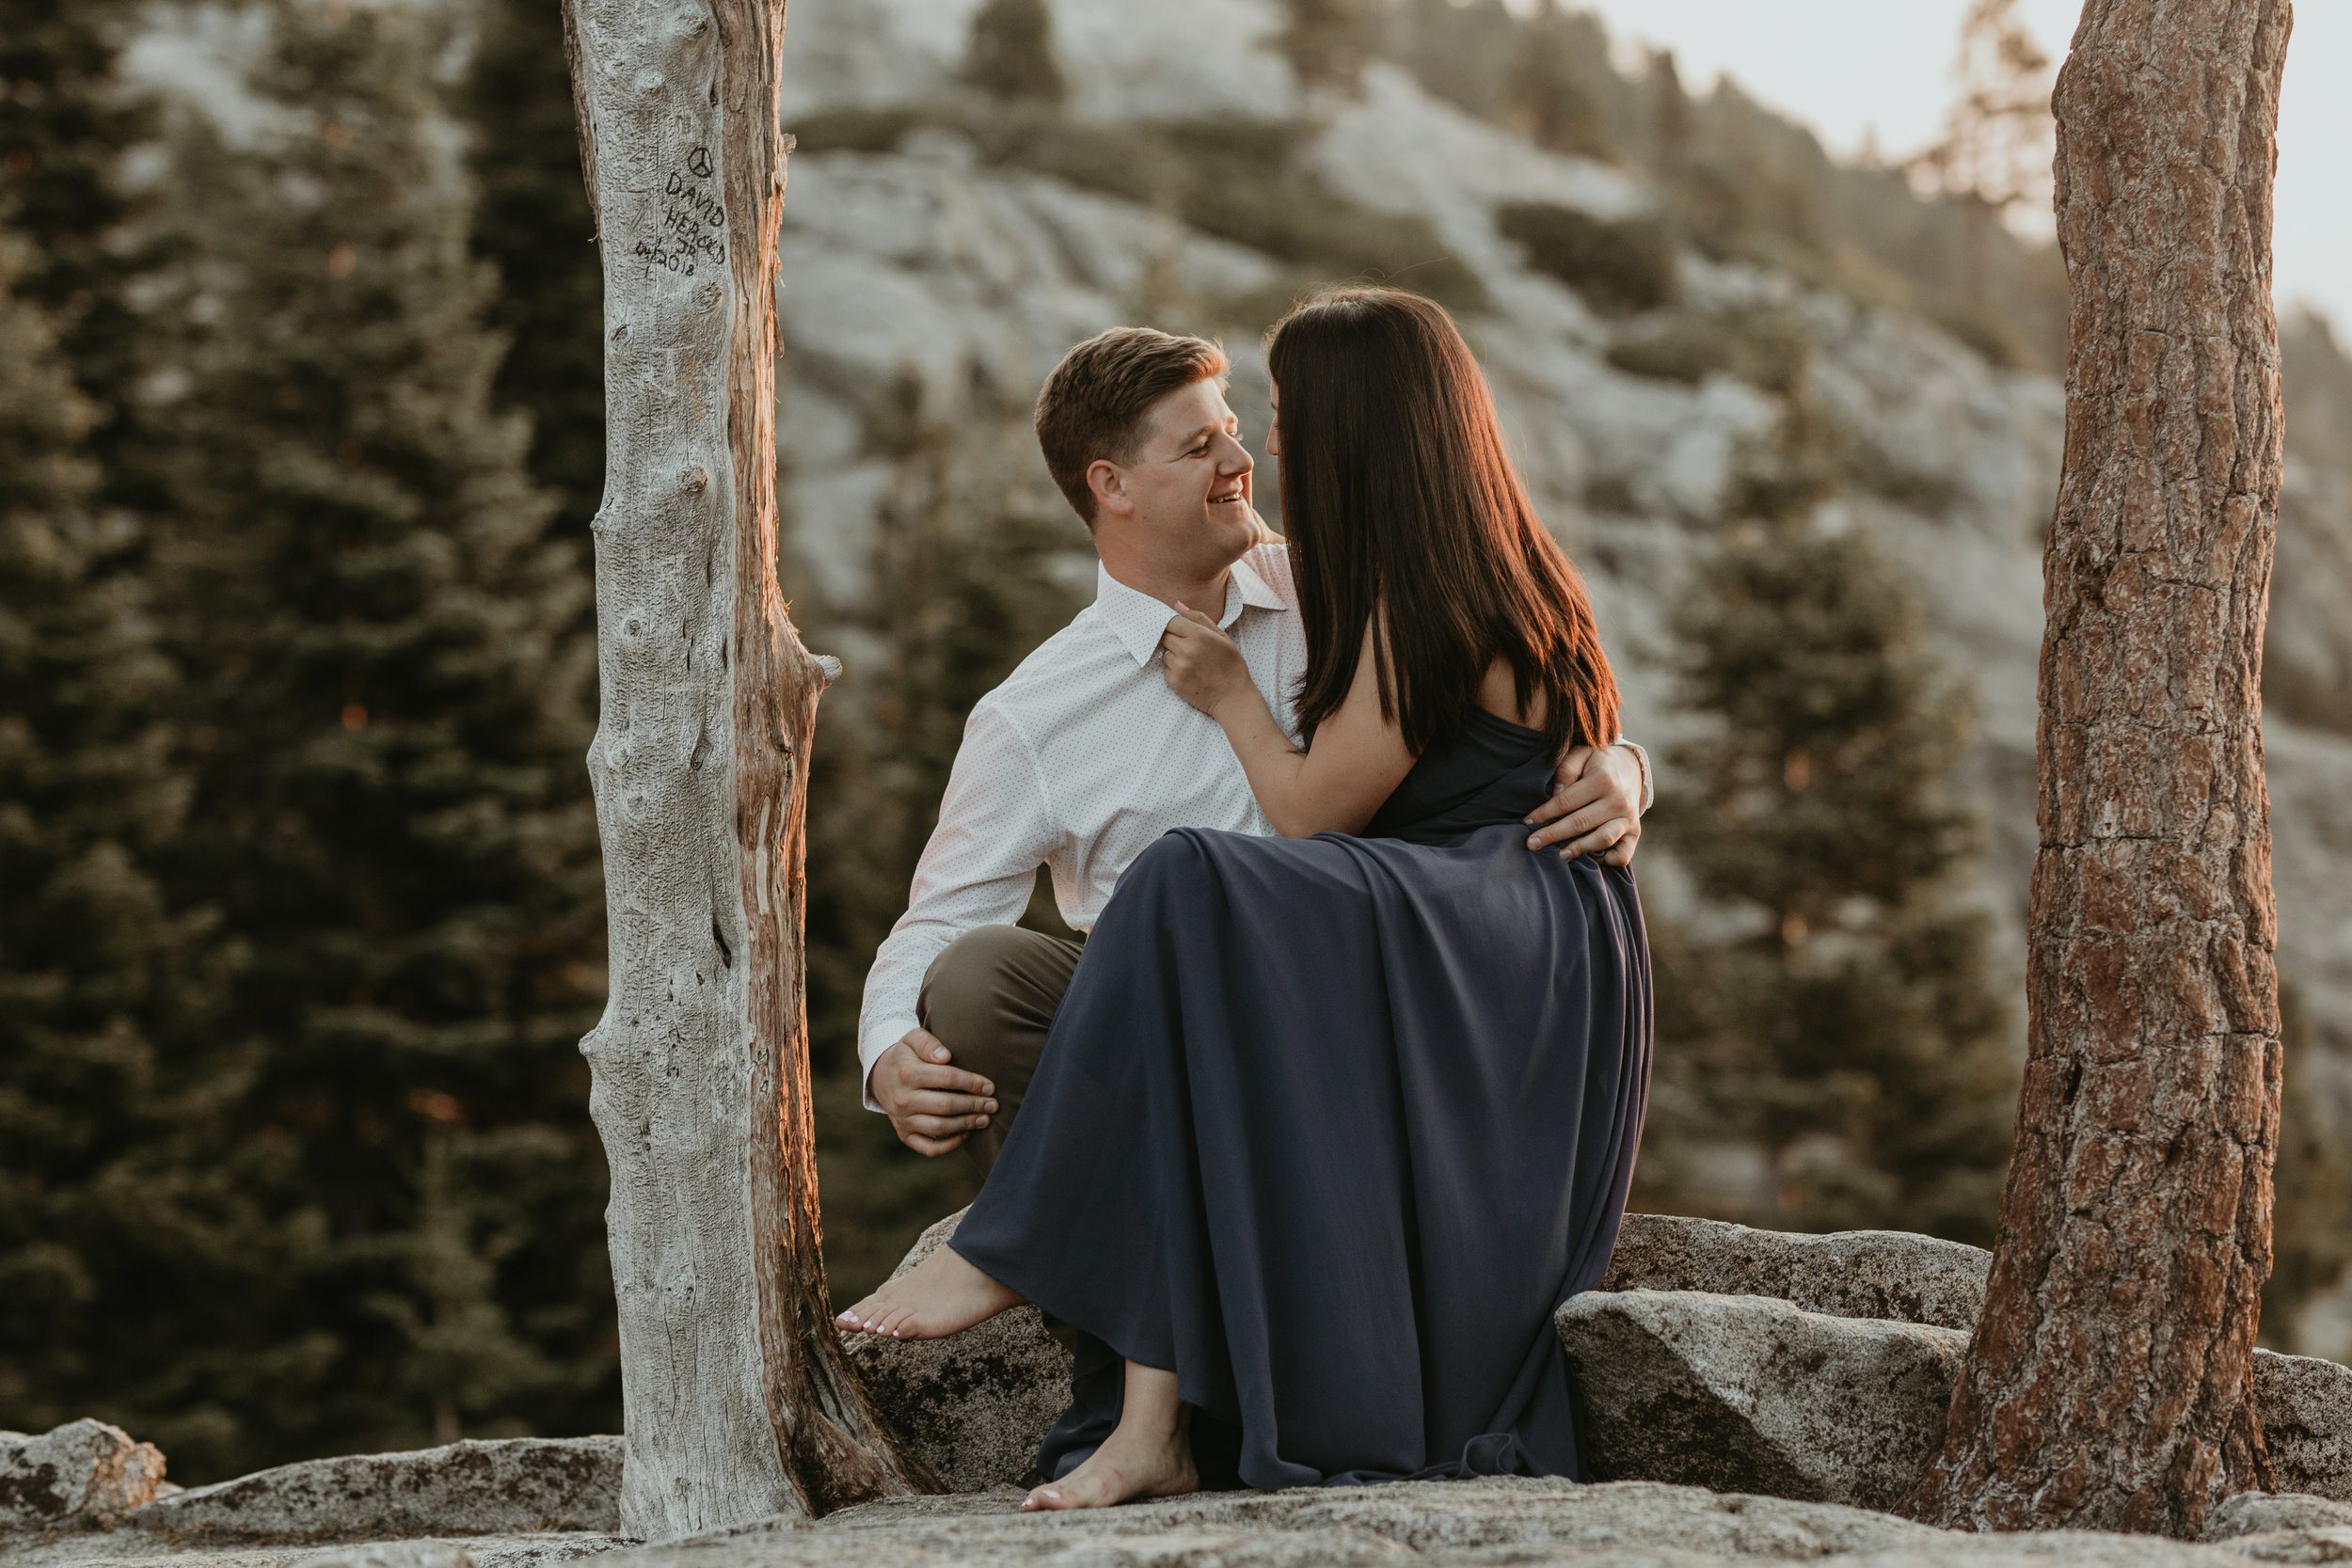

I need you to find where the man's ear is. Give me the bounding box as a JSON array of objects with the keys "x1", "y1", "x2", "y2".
[{"x1": 1086, "y1": 457, "x2": 1135, "y2": 518}]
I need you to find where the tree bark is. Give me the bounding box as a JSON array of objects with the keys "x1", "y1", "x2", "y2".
[
  {"x1": 1906, "y1": 0, "x2": 2290, "y2": 1538},
  {"x1": 563, "y1": 0, "x2": 933, "y2": 1539}
]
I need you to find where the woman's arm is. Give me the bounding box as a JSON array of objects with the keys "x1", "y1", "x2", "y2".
[{"x1": 1161, "y1": 607, "x2": 1414, "y2": 837}]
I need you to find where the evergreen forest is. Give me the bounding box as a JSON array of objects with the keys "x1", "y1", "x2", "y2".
[{"x1": 4, "y1": 0, "x2": 2348, "y2": 1481}]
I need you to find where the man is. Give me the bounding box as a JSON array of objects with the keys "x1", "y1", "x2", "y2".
[{"x1": 860, "y1": 326, "x2": 1649, "y2": 1164}]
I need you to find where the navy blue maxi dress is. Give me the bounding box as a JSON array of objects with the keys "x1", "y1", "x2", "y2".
[{"x1": 948, "y1": 706, "x2": 1653, "y2": 1490}]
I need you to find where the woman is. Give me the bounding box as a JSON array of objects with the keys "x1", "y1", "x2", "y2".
[{"x1": 839, "y1": 288, "x2": 1651, "y2": 1508}]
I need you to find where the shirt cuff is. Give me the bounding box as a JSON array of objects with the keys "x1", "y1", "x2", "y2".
[
  {"x1": 1614, "y1": 737, "x2": 1654, "y2": 816},
  {"x1": 859, "y1": 1015, "x2": 922, "y2": 1113}
]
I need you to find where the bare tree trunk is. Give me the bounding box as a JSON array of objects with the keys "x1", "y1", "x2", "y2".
[
  {"x1": 1906, "y1": 0, "x2": 2290, "y2": 1538},
  {"x1": 563, "y1": 0, "x2": 933, "y2": 1539}
]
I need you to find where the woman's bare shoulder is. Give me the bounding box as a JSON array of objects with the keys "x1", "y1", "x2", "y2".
[{"x1": 1478, "y1": 657, "x2": 1548, "y2": 730}]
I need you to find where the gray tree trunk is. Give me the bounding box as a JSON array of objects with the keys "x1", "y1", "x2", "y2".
[
  {"x1": 562, "y1": 0, "x2": 933, "y2": 1539},
  {"x1": 1905, "y1": 0, "x2": 2291, "y2": 1538}
]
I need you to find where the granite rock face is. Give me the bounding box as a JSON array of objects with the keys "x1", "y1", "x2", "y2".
[
  {"x1": 11, "y1": 1476, "x2": 2350, "y2": 1568},
  {"x1": 583, "y1": 1477, "x2": 2295, "y2": 1568},
  {"x1": 1556, "y1": 1290, "x2": 1967, "y2": 1511},
  {"x1": 1602, "y1": 1213, "x2": 1993, "y2": 1330},
  {"x1": 2254, "y1": 1351, "x2": 2352, "y2": 1503},
  {"x1": 0, "y1": 1420, "x2": 169, "y2": 1525},
  {"x1": 132, "y1": 1437, "x2": 625, "y2": 1541},
  {"x1": 2201, "y1": 1489, "x2": 2352, "y2": 1540},
  {"x1": 842, "y1": 1209, "x2": 1074, "y2": 1492}
]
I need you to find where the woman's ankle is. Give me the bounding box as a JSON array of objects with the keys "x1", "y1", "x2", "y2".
[
  {"x1": 1023, "y1": 1369, "x2": 1198, "y2": 1511},
  {"x1": 1114, "y1": 1362, "x2": 1194, "y2": 1467}
]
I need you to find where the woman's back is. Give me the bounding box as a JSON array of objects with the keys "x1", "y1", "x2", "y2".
[{"x1": 1362, "y1": 705, "x2": 1554, "y2": 846}]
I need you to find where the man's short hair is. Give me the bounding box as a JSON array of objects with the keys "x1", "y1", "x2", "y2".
[{"x1": 1034, "y1": 327, "x2": 1230, "y2": 524}]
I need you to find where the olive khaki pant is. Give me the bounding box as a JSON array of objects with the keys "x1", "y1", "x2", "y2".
[{"x1": 915, "y1": 925, "x2": 1084, "y2": 1176}]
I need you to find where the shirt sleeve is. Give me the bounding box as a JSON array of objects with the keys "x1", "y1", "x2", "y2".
[
  {"x1": 1616, "y1": 737, "x2": 1655, "y2": 816},
  {"x1": 856, "y1": 701, "x2": 1061, "y2": 1110}
]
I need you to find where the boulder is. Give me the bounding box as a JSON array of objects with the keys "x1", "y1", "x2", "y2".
[
  {"x1": 843, "y1": 1208, "x2": 1074, "y2": 1492},
  {"x1": 1561, "y1": 1288, "x2": 2352, "y2": 1514},
  {"x1": 839, "y1": 1205, "x2": 2352, "y2": 1519},
  {"x1": 0, "y1": 1419, "x2": 168, "y2": 1525},
  {"x1": 1602, "y1": 1212, "x2": 1992, "y2": 1331},
  {"x1": 2201, "y1": 1490, "x2": 2352, "y2": 1541},
  {"x1": 2255, "y1": 1351, "x2": 2352, "y2": 1503},
  {"x1": 1555, "y1": 1290, "x2": 1965, "y2": 1512},
  {"x1": 132, "y1": 1435, "x2": 624, "y2": 1541}
]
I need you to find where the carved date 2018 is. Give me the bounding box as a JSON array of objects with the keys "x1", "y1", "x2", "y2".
[{"x1": 635, "y1": 148, "x2": 727, "y2": 277}]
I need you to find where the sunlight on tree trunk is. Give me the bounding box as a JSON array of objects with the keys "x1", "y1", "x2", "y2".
[
  {"x1": 562, "y1": 0, "x2": 934, "y2": 1538},
  {"x1": 1905, "y1": 0, "x2": 2292, "y2": 1538}
]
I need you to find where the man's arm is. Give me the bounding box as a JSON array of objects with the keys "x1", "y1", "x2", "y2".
[
  {"x1": 1525, "y1": 741, "x2": 1649, "y2": 865},
  {"x1": 858, "y1": 704, "x2": 1060, "y2": 1152}
]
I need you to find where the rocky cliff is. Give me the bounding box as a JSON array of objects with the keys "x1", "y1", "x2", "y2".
[{"x1": 767, "y1": 0, "x2": 2352, "y2": 1226}]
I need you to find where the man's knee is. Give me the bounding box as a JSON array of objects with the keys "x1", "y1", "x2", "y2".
[
  {"x1": 919, "y1": 927, "x2": 1032, "y2": 1051},
  {"x1": 918, "y1": 924, "x2": 1078, "y2": 1092}
]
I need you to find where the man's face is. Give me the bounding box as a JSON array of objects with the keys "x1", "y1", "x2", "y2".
[{"x1": 1091, "y1": 378, "x2": 1257, "y2": 582}]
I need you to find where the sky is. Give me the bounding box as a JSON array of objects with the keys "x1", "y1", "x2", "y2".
[{"x1": 1565, "y1": 0, "x2": 2351, "y2": 333}]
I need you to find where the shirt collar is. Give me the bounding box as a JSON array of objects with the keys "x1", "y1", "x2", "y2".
[{"x1": 1092, "y1": 556, "x2": 1290, "y2": 669}]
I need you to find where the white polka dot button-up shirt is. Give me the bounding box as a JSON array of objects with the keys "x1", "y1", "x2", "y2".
[{"x1": 857, "y1": 544, "x2": 1305, "y2": 1102}]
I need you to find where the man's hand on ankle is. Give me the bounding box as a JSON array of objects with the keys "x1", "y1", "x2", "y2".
[
  {"x1": 1525, "y1": 743, "x2": 1645, "y2": 866},
  {"x1": 871, "y1": 1030, "x2": 999, "y2": 1157}
]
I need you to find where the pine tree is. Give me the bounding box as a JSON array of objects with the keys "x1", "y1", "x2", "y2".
[
  {"x1": 1387, "y1": 0, "x2": 1521, "y2": 122},
  {"x1": 0, "y1": 6, "x2": 310, "y2": 1476},
  {"x1": 1279, "y1": 0, "x2": 1377, "y2": 97},
  {"x1": 0, "y1": 0, "x2": 187, "y2": 515},
  {"x1": 149, "y1": 0, "x2": 612, "y2": 1467},
  {"x1": 462, "y1": 0, "x2": 603, "y2": 544},
  {"x1": 1642, "y1": 408, "x2": 2015, "y2": 1245},
  {"x1": 1509, "y1": 2, "x2": 1613, "y2": 161},
  {"x1": 0, "y1": 230, "x2": 276, "y2": 1470},
  {"x1": 961, "y1": 0, "x2": 1066, "y2": 108}
]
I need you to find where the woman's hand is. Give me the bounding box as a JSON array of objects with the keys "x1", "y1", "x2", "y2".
[{"x1": 1161, "y1": 605, "x2": 1253, "y2": 718}]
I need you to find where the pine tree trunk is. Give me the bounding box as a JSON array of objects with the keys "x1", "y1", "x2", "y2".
[
  {"x1": 1905, "y1": 0, "x2": 2291, "y2": 1537},
  {"x1": 563, "y1": 0, "x2": 933, "y2": 1538}
]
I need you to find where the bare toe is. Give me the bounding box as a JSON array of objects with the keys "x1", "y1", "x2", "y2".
[
  {"x1": 1021, "y1": 1477, "x2": 1101, "y2": 1511},
  {"x1": 831, "y1": 1247, "x2": 1024, "y2": 1342}
]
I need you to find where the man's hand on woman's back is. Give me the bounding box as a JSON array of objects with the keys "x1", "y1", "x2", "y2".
[
  {"x1": 870, "y1": 1030, "x2": 999, "y2": 1156},
  {"x1": 1525, "y1": 744, "x2": 1645, "y2": 865}
]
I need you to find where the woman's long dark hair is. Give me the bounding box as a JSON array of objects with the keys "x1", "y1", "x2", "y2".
[{"x1": 1267, "y1": 287, "x2": 1620, "y2": 759}]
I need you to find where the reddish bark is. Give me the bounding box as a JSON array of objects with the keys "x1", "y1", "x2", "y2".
[{"x1": 1905, "y1": 0, "x2": 2291, "y2": 1537}]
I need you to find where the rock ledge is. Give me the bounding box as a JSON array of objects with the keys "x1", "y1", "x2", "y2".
[{"x1": 130, "y1": 1437, "x2": 625, "y2": 1543}]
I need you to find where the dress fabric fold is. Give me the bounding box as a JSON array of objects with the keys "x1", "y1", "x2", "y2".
[{"x1": 949, "y1": 706, "x2": 1654, "y2": 1488}]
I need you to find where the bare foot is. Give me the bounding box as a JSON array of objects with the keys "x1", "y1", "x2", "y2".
[
  {"x1": 1022, "y1": 1368, "x2": 1197, "y2": 1511},
  {"x1": 835, "y1": 1244, "x2": 1023, "y2": 1340}
]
